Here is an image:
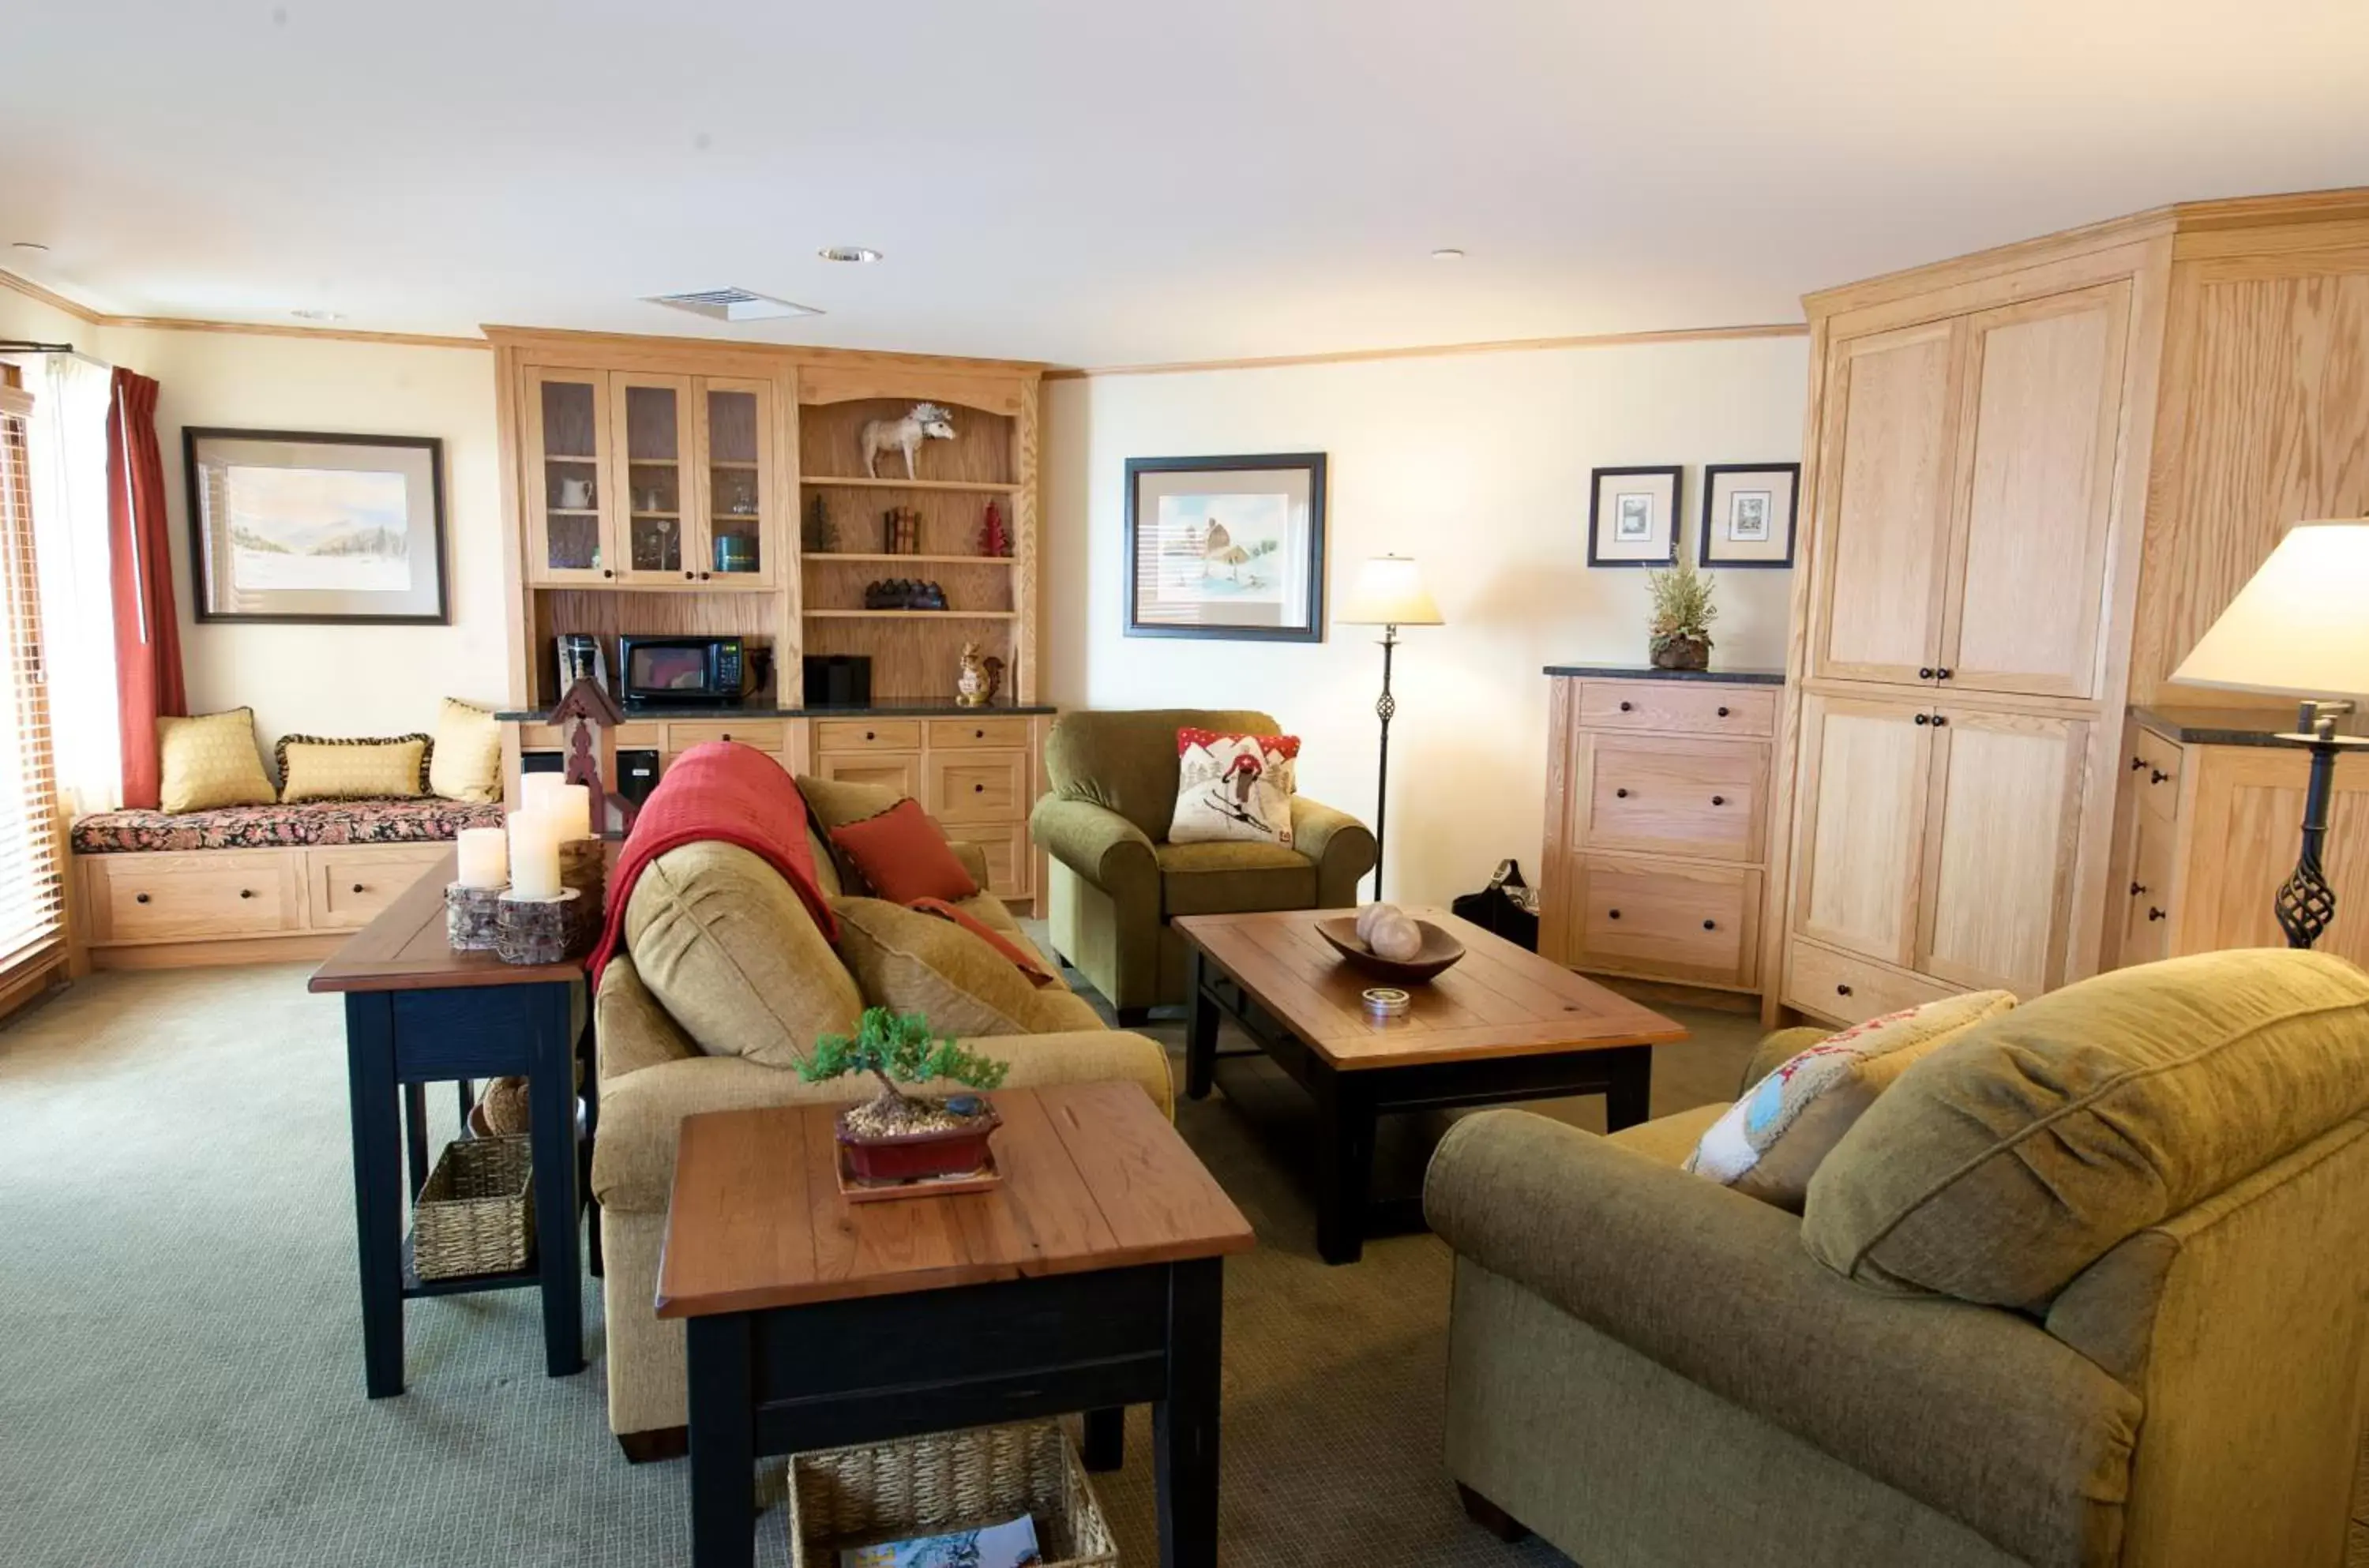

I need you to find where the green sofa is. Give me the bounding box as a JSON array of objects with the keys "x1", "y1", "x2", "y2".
[
  {"x1": 1425, "y1": 951, "x2": 2369, "y2": 1568},
  {"x1": 1031, "y1": 708, "x2": 1376, "y2": 1022}
]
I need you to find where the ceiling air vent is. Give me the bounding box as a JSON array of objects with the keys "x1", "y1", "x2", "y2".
[{"x1": 643, "y1": 287, "x2": 823, "y2": 323}]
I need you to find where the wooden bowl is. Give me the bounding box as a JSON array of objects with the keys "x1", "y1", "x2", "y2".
[{"x1": 1315, "y1": 915, "x2": 1466, "y2": 983}]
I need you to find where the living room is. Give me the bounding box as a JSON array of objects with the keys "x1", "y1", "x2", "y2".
[{"x1": 4, "y1": 4, "x2": 2369, "y2": 1566}]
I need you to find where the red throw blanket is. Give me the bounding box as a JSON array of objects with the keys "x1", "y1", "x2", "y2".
[{"x1": 588, "y1": 742, "x2": 837, "y2": 988}]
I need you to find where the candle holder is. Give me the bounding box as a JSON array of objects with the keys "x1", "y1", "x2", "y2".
[
  {"x1": 446, "y1": 882, "x2": 508, "y2": 952},
  {"x1": 558, "y1": 837, "x2": 606, "y2": 945},
  {"x1": 495, "y1": 887, "x2": 581, "y2": 966}
]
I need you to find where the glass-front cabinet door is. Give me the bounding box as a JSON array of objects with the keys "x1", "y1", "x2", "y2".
[
  {"x1": 698, "y1": 377, "x2": 772, "y2": 584},
  {"x1": 523, "y1": 369, "x2": 614, "y2": 583},
  {"x1": 612, "y1": 375, "x2": 693, "y2": 583}
]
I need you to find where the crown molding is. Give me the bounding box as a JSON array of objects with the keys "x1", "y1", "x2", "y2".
[
  {"x1": 1041, "y1": 321, "x2": 1808, "y2": 380},
  {"x1": 2, "y1": 269, "x2": 486, "y2": 349}
]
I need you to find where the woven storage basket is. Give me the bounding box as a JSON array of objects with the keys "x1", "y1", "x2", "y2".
[
  {"x1": 412, "y1": 1135, "x2": 535, "y2": 1279},
  {"x1": 787, "y1": 1420, "x2": 1117, "y2": 1568}
]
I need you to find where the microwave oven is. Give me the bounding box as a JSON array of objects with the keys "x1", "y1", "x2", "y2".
[{"x1": 616, "y1": 635, "x2": 749, "y2": 707}]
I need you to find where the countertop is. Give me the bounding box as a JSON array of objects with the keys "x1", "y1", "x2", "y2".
[
  {"x1": 2130, "y1": 703, "x2": 2367, "y2": 748},
  {"x1": 1543, "y1": 662, "x2": 1786, "y2": 685},
  {"x1": 496, "y1": 701, "x2": 1057, "y2": 722}
]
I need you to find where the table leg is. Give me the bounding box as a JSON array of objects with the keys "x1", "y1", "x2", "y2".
[
  {"x1": 686, "y1": 1314, "x2": 757, "y2": 1568},
  {"x1": 1605, "y1": 1045, "x2": 1654, "y2": 1132},
  {"x1": 456, "y1": 1078, "x2": 475, "y2": 1129},
  {"x1": 344, "y1": 993, "x2": 406, "y2": 1399},
  {"x1": 1082, "y1": 1405, "x2": 1125, "y2": 1472},
  {"x1": 403, "y1": 1082, "x2": 431, "y2": 1197},
  {"x1": 1313, "y1": 1068, "x2": 1376, "y2": 1266},
  {"x1": 1155, "y1": 1259, "x2": 1223, "y2": 1568},
  {"x1": 529, "y1": 981, "x2": 585, "y2": 1378},
  {"x1": 1184, "y1": 947, "x2": 1218, "y2": 1101}
]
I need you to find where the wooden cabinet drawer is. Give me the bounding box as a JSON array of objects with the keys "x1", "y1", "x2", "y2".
[
  {"x1": 814, "y1": 750, "x2": 921, "y2": 799},
  {"x1": 927, "y1": 717, "x2": 1033, "y2": 750},
  {"x1": 1567, "y1": 855, "x2": 1759, "y2": 989},
  {"x1": 84, "y1": 851, "x2": 306, "y2": 944},
  {"x1": 956, "y1": 822, "x2": 1032, "y2": 901},
  {"x1": 2119, "y1": 808, "x2": 2176, "y2": 967},
  {"x1": 306, "y1": 846, "x2": 450, "y2": 932},
  {"x1": 519, "y1": 720, "x2": 664, "y2": 751},
  {"x1": 1577, "y1": 735, "x2": 1766, "y2": 861},
  {"x1": 664, "y1": 718, "x2": 786, "y2": 752},
  {"x1": 1579, "y1": 681, "x2": 1777, "y2": 737},
  {"x1": 926, "y1": 751, "x2": 1028, "y2": 824},
  {"x1": 1783, "y1": 939, "x2": 1958, "y2": 1026},
  {"x1": 2129, "y1": 724, "x2": 2184, "y2": 823},
  {"x1": 814, "y1": 718, "x2": 924, "y2": 753}
]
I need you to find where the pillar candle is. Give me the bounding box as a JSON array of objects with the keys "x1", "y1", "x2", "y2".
[
  {"x1": 548, "y1": 782, "x2": 593, "y2": 842},
  {"x1": 507, "y1": 809, "x2": 562, "y2": 900},
  {"x1": 520, "y1": 772, "x2": 564, "y2": 815},
  {"x1": 455, "y1": 827, "x2": 508, "y2": 888}
]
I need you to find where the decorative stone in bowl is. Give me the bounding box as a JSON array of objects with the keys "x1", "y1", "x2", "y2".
[{"x1": 1315, "y1": 915, "x2": 1466, "y2": 984}]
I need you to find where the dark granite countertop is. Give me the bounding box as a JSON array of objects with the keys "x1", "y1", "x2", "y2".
[
  {"x1": 1543, "y1": 662, "x2": 1786, "y2": 685},
  {"x1": 497, "y1": 701, "x2": 1057, "y2": 722},
  {"x1": 2131, "y1": 703, "x2": 2366, "y2": 748}
]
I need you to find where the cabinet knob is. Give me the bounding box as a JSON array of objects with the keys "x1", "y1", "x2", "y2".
[
  {"x1": 721, "y1": 733, "x2": 732, "y2": 741},
  {"x1": 1608, "y1": 909, "x2": 1621, "y2": 920},
  {"x1": 973, "y1": 782, "x2": 986, "y2": 793},
  {"x1": 2150, "y1": 768, "x2": 2168, "y2": 785},
  {"x1": 1619, "y1": 700, "x2": 1633, "y2": 712},
  {"x1": 1914, "y1": 713, "x2": 1930, "y2": 726},
  {"x1": 864, "y1": 730, "x2": 877, "y2": 741},
  {"x1": 1710, "y1": 794, "x2": 1725, "y2": 807},
  {"x1": 1919, "y1": 667, "x2": 1935, "y2": 680},
  {"x1": 2130, "y1": 880, "x2": 2149, "y2": 897},
  {"x1": 683, "y1": 571, "x2": 694, "y2": 580},
  {"x1": 1702, "y1": 919, "x2": 1717, "y2": 931},
  {"x1": 238, "y1": 889, "x2": 254, "y2": 899},
  {"x1": 1614, "y1": 786, "x2": 1630, "y2": 798},
  {"x1": 1717, "y1": 706, "x2": 1731, "y2": 718},
  {"x1": 351, "y1": 883, "x2": 366, "y2": 894},
  {"x1": 1836, "y1": 983, "x2": 1853, "y2": 997},
  {"x1": 2131, "y1": 756, "x2": 2146, "y2": 771},
  {"x1": 2149, "y1": 907, "x2": 2168, "y2": 923},
  {"x1": 134, "y1": 892, "x2": 150, "y2": 904},
  {"x1": 1932, "y1": 714, "x2": 1950, "y2": 727},
  {"x1": 1936, "y1": 667, "x2": 1954, "y2": 681},
  {"x1": 974, "y1": 729, "x2": 985, "y2": 739},
  {"x1": 601, "y1": 568, "x2": 614, "y2": 579}
]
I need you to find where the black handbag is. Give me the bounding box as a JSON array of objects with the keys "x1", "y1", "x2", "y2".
[{"x1": 1451, "y1": 859, "x2": 1541, "y2": 951}]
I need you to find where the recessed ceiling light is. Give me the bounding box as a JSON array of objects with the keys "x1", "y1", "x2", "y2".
[
  {"x1": 11, "y1": 241, "x2": 49, "y2": 253},
  {"x1": 291, "y1": 309, "x2": 345, "y2": 321},
  {"x1": 818, "y1": 246, "x2": 883, "y2": 264},
  {"x1": 1430, "y1": 247, "x2": 1466, "y2": 261}
]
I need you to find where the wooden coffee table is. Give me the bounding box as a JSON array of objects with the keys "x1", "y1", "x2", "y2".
[
  {"x1": 657, "y1": 1081, "x2": 1254, "y2": 1568},
  {"x1": 1173, "y1": 907, "x2": 1686, "y2": 1263}
]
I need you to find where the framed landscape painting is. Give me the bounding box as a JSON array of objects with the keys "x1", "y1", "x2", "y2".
[
  {"x1": 1123, "y1": 452, "x2": 1326, "y2": 641},
  {"x1": 1586, "y1": 464, "x2": 1680, "y2": 568},
  {"x1": 183, "y1": 428, "x2": 449, "y2": 623},
  {"x1": 1699, "y1": 462, "x2": 1800, "y2": 568}
]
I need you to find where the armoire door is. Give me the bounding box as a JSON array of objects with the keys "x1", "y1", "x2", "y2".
[
  {"x1": 1810, "y1": 321, "x2": 1962, "y2": 686},
  {"x1": 1790, "y1": 694, "x2": 1933, "y2": 967},
  {"x1": 1914, "y1": 707, "x2": 2088, "y2": 996},
  {"x1": 1937, "y1": 283, "x2": 2132, "y2": 700}
]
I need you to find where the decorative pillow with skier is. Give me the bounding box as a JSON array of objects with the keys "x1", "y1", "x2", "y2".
[{"x1": 1169, "y1": 728, "x2": 1300, "y2": 847}]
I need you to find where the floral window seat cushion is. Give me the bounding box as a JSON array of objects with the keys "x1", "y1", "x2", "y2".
[{"x1": 71, "y1": 797, "x2": 506, "y2": 855}]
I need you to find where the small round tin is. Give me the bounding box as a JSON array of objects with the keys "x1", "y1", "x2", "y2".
[{"x1": 1362, "y1": 986, "x2": 1412, "y2": 1018}]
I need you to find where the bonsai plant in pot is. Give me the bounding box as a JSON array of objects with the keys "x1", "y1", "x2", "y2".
[
  {"x1": 798, "y1": 1007, "x2": 1012, "y2": 1181},
  {"x1": 1646, "y1": 557, "x2": 1718, "y2": 671}
]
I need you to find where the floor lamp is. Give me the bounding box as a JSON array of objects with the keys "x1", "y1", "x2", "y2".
[
  {"x1": 2168, "y1": 520, "x2": 2369, "y2": 948},
  {"x1": 1337, "y1": 555, "x2": 1443, "y2": 899}
]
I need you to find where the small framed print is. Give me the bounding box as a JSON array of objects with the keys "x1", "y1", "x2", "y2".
[
  {"x1": 1586, "y1": 465, "x2": 1680, "y2": 568},
  {"x1": 1699, "y1": 462, "x2": 1800, "y2": 568}
]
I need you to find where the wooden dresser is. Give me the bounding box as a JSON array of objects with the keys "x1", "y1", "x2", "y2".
[{"x1": 1538, "y1": 666, "x2": 1783, "y2": 996}]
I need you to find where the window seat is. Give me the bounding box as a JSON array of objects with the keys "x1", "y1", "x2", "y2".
[{"x1": 72, "y1": 797, "x2": 503, "y2": 855}]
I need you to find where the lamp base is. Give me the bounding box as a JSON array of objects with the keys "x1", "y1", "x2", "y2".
[{"x1": 2273, "y1": 700, "x2": 2369, "y2": 951}]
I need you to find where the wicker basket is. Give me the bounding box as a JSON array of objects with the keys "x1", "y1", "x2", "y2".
[
  {"x1": 412, "y1": 1135, "x2": 535, "y2": 1280},
  {"x1": 787, "y1": 1420, "x2": 1117, "y2": 1568}
]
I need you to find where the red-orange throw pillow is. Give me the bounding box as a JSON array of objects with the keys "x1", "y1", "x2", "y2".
[{"x1": 828, "y1": 798, "x2": 981, "y2": 905}]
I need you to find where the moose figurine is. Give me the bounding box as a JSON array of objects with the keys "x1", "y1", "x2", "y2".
[{"x1": 858, "y1": 402, "x2": 957, "y2": 479}]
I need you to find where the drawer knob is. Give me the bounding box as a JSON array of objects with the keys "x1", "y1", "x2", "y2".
[
  {"x1": 2149, "y1": 907, "x2": 2168, "y2": 923},
  {"x1": 684, "y1": 571, "x2": 694, "y2": 581},
  {"x1": 973, "y1": 783, "x2": 985, "y2": 793},
  {"x1": 1607, "y1": 909, "x2": 1621, "y2": 920},
  {"x1": 865, "y1": 730, "x2": 877, "y2": 741},
  {"x1": 238, "y1": 889, "x2": 254, "y2": 899},
  {"x1": 1914, "y1": 714, "x2": 1930, "y2": 726},
  {"x1": 1836, "y1": 983, "x2": 1853, "y2": 997},
  {"x1": 351, "y1": 883, "x2": 366, "y2": 894},
  {"x1": 1710, "y1": 795, "x2": 1725, "y2": 807},
  {"x1": 2149, "y1": 768, "x2": 2168, "y2": 785},
  {"x1": 2131, "y1": 756, "x2": 2146, "y2": 771},
  {"x1": 721, "y1": 733, "x2": 732, "y2": 742},
  {"x1": 1619, "y1": 700, "x2": 1633, "y2": 712},
  {"x1": 1702, "y1": 919, "x2": 1717, "y2": 931},
  {"x1": 134, "y1": 892, "x2": 150, "y2": 905},
  {"x1": 974, "y1": 729, "x2": 985, "y2": 739},
  {"x1": 1614, "y1": 787, "x2": 1630, "y2": 799},
  {"x1": 1717, "y1": 706, "x2": 1730, "y2": 718}
]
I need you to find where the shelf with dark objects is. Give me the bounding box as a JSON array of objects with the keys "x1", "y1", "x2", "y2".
[
  {"x1": 1541, "y1": 662, "x2": 1785, "y2": 685},
  {"x1": 495, "y1": 701, "x2": 1057, "y2": 723}
]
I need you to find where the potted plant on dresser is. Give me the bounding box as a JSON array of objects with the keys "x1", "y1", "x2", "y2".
[
  {"x1": 800, "y1": 1007, "x2": 1012, "y2": 1183},
  {"x1": 1645, "y1": 557, "x2": 1718, "y2": 671}
]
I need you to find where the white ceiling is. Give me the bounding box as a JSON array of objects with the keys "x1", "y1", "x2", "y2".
[{"x1": 5, "y1": 0, "x2": 2366, "y2": 367}]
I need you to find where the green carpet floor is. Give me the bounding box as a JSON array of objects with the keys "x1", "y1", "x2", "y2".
[{"x1": 0, "y1": 957, "x2": 1766, "y2": 1567}]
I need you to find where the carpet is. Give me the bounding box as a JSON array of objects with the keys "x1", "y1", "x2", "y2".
[{"x1": 0, "y1": 956, "x2": 1766, "y2": 1566}]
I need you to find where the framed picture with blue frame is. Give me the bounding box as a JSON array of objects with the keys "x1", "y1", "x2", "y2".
[{"x1": 1123, "y1": 452, "x2": 1327, "y2": 642}]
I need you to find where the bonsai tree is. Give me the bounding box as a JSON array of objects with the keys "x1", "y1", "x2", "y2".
[
  {"x1": 798, "y1": 1007, "x2": 1010, "y2": 1136},
  {"x1": 1645, "y1": 557, "x2": 1718, "y2": 670}
]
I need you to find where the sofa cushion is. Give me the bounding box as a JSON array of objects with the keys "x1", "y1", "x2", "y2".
[
  {"x1": 831, "y1": 897, "x2": 1105, "y2": 1037},
  {"x1": 1156, "y1": 838, "x2": 1316, "y2": 917},
  {"x1": 70, "y1": 797, "x2": 502, "y2": 853},
  {"x1": 1044, "y1": 708, "x2": 1279, "y2": 845},
  {"x1": 157, "y1": 708, "x2": 275, "y2": 813},
  {"x1": 1803, "y1": 949, "x2": 2369, "y2": 1307},
  {"x1": 622, "y1": 840, "x2": 864, "y2": 1071},
  {"x1": 276, "y1": 733, "x2": 431, "y2": 803},
  {"x1": 828, "y1": 797, "x2": 981, "y2": 904},
  {"x1": 429, "y1": 698, "x2": 503, "y2": 804}
]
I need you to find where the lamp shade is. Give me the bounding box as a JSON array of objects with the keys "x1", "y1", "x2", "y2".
[
  {"x1": 1337, "y1": 554, "x2": 1444, "y2": 627},
  {"x1": 2169, "y1": 521, "x2": 2369, "y2": 700}
]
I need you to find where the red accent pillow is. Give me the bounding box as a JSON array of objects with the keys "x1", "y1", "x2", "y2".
[
  {"x1": 907, "y1": 896, "x2": 1057, "y2": 987},
  {"x1": 828, "y1": 799, "x2": 981, "y2": 905}
]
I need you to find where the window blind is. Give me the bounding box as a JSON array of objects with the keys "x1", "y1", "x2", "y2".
[{"x1": 0, "y1": 384, "x2": 64, "y2": 984}]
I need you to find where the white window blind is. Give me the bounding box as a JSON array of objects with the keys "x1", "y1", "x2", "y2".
[{"x1": 0, "y1": 383, "x2": 64, "y2": 981}]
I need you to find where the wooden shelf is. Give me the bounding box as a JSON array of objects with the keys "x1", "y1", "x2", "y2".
[
  {"x1": 710, "y1": 460, "x2": 760, "y2": 471},
  {"x1": 804, "y1": 609, "x2": 1019, "y2": 621},
  {"x1": 803, "y1": 553, "x2": 1017, "y2": 566},
  {"x1": 801, "y1": 475, "x2": 1022, "y2": 494},
  {"x1": 629, "y1": 512, "x2": 680, "y2": 520},
  {"x1": 547, "y1": 508, "x2": 598, "y2": 518}
]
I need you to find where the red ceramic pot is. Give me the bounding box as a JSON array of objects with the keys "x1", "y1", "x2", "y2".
[{"x1": 837, "y1": 1099, "x2": 1002, "y2": 1183}]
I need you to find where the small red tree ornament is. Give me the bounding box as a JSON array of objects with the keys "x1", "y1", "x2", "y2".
[{"x1": 978, "y1": 500, "x2": 1011, "y2": 557}]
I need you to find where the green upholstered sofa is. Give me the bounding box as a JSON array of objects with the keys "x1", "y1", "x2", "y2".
[
  {"x1": 1425, "y1": 951, "x2": 2369, "y2": 1568},
  {"x1": 1030, "y1": 708, "x2": 1376, "y2": 1022}
]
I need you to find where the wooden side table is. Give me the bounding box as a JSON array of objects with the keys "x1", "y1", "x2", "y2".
[
  {"x1": 310, "y1": 850, "x2": 598, "y2": 1398},
  {"x1": 658, "y1": 1081, "x2": 1254, "y2": 1568}
]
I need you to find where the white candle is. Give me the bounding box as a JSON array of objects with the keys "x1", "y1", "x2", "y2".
[
  {"x1": 456, "y1": 827, "x2": 508, "y2": 888},
  {"x1": 520, "y1": 772, "x2": 564, "y2": 815},
  {"x1": 507, "y1": 809, "x2": 562, "y2": 900},
  {"x1": 549, "y1": 782, "x2": 592, "y2": 842}
]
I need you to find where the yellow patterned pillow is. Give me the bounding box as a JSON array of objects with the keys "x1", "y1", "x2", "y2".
[
  {"x1": 157, "y1": 709, "x2": 276, "y2": 813},
  {"x1": 277, "y1": 734, "x2": 430, "y2": 803},
  {"x1": 428, "y1": 699, "x2": 502, "y2": 804}
]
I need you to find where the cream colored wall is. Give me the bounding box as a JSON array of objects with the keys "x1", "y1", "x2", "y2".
[{"x1": 1042, "y1": 336, "x2": 1809, "y2": 903}]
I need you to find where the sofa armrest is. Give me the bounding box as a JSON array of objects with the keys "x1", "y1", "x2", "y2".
[
  {"x1": 1290, "y1": 796, "x2": 1377, "y2": 906},
  {"x1": 595, "y1": 955, "x2": 698, "y2": 1086},
  {"x1": 1742, "y1": 1025, "x2": 1829, "y2": 1095},
  {"x1": 592, "y1": 1029, "x2": 1174, "y2": 1215},
  {"x1": 1030, "y1": 797, "x2": 1158, "y2": 898},
  {"x1": 948, "y1": 838, "x2": 992, "y2": 892},
  {"x1": 1425, "y1": 1110, "x2": 2139, "y2": 1568}
]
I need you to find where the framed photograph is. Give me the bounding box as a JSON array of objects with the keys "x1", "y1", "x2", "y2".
[
  {"x1": 1123, "y1": 452, "x2": 1326, "y2": 641},
  {"x1": 1699, "y1": 462, "x2": 1800, "y2": 568},
  {"x1": 1586, "y1": 465, "x2": 1681, "y2": 568},
  {"x1": 183, "y1": 428, "x2": 449, "y2": 623}
]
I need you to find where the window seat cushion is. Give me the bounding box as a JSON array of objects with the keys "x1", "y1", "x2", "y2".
[{"x1": 72, "y1": 797, "x2": 505, "y2": 854}]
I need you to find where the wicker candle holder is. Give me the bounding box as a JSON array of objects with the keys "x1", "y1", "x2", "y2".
[
  {"x1": 495, "y1": 887, "x2": 580, "y2": 966},
  {"x1": 445, "y1": 882, "x2": 507, "y2": 952},
  {"x1": 558, "y1": 837, "x2": 605, "y2": 945}
]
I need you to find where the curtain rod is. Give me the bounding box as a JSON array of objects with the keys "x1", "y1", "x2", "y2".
[{"x1": 0, "y1": 339, "x2": 112, "y2": 368}]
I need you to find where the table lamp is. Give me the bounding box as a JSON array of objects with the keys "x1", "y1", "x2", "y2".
[
  {"x1": 1336, "y1": 554, "x2": 1444, "y2": 898},
  {"x1": 2168, "y1": 520, "x2": 2369, "y2": 948}
]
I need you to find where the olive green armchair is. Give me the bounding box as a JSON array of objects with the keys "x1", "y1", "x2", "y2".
[{"x1": 1031, "y1": 708, "x2": 1376, "y2": 1022}]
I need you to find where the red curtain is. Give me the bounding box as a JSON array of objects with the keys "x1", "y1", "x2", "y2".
[{"x1": 107, "y1": 369, "x2": 185, "y2": 808}]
